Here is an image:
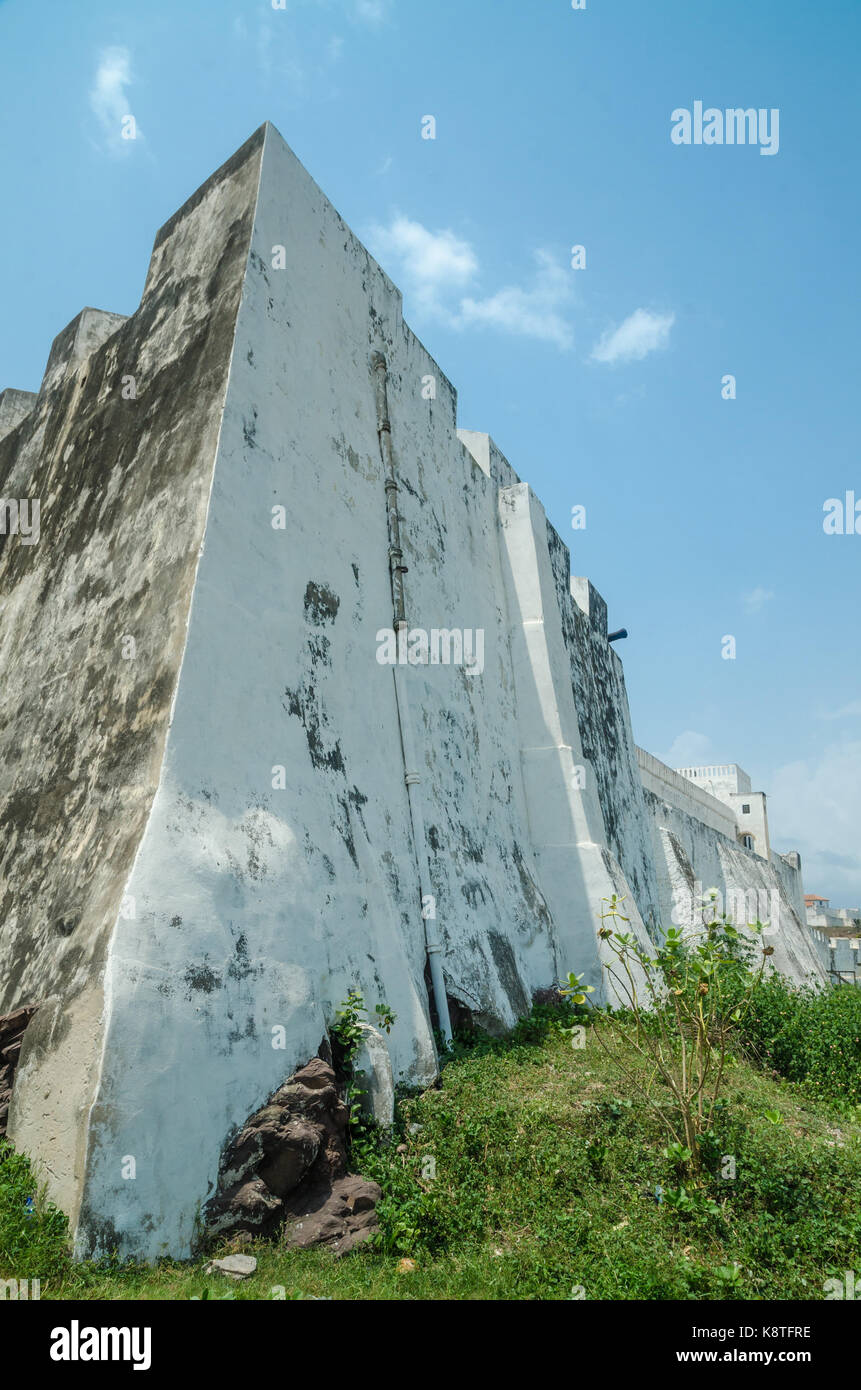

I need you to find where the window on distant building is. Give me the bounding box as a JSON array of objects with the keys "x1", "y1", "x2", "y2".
[
  {"x1": 741, "y1": 834, "x2": 754, "y2": 850},
  {"x1": 742, "y1": 804, "x2": 750, "y2": 814}
]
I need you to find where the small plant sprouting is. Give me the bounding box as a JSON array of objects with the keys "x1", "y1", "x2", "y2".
[{"x1": 330, "y1": 989, "x2": 397, "y2": 1142}]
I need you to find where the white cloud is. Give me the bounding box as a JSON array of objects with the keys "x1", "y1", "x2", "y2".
[
  {"x1": 457, "y1": 250, "x2": 574, "y2": 350},
  {"x1": 89, "y1": 47, "x2": 140, "y2": 153},
  {"x1": 366, "y1": 219, "x2": 574, "y2": 348},
  {"x1": 591, "y1": 308, "x2": 675, "y2": 365},
  {"x1": 769, "y1": 739, "x2": 861, "y2": 905},
  {"x1": 366, "y1": 215, "x2": 478, "y2": 312},
  {"x1": 658, "y1": 730, "x2": 715, "y2": 769},
  {"x1": 742, "y1": 587, "x2": 774, "y2": 614}
]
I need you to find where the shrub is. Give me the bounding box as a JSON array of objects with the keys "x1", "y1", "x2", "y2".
[{"x1": 725, "y1": 972, "x2": 861, "y2": 1108}]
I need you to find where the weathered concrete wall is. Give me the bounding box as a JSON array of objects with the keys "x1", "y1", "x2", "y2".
[
  {"x1": 495, "y1": 482, "x2": 654, "y2": 998},
  {"x1": 0, "y1": 121, "x2": 832, "y2": 1261},
  {"x1": 70, "y1": 125, "x2": 576, "y2": 1259},
  {"x1": 642, "y1": 774, "x2": 827, "y2": 986},
  {"x1": 0, "y1": 389, "x2": 37, "y2": 444},
  {"x1": 772, "y1": 850, "x2": 809, "y2": 930},
  {"x1": 638, "y1": 748, "x2": 738, "y2": 840},
  {"x1": 563, "y1": 579, "x2": 662, "y2": 933},
  {"x1": 1, "y1": 126, "x2": 267, "y2": 1231}
]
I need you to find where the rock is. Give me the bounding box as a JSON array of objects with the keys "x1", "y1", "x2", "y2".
[
  {"x1": 0, "y1": 1005, "x2": 39, "y2": 1044},
  {"x1": 337, "y1": 1173, "x2": 380, "y2": 1214},
  {"x1": 0, "y1": 1002, "x2": 39, "y2": 1137},
  {"x1": 257, "y1": 1119, "x2": 320, "y2": 1197},
  {"x1": 204, "y1": 1254, "x2": 258, "y2": 1280},
  {"x1": 204, "y1": 1053, "x2": 381, "y2": 1249},
  {"x1": 292, "y1": 1058, "x2": 337, "y2": 1090},
  {"x1": 206, "y1": 1178, "x2": 283, "y2": 1237},
  {"x1": 281, "y1": 1175, "x2": 382, "y2": 1255}
]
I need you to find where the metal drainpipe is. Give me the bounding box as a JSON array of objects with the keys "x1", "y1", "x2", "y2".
[{"x1": 371, "y1": 350, "x2": 452, "y2": 1046}]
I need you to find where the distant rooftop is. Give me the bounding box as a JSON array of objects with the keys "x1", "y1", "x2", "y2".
[{"x1": 676, "y1": 763, "x2": 748, "y2": 780}]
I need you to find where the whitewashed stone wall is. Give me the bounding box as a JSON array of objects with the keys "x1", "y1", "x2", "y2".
[
  {"x1": 641, "y1": 770, "x2": 826, "y2": 986},
  {"x1": 0, "y1": 122, "x2": 829, "y2": 1261}
]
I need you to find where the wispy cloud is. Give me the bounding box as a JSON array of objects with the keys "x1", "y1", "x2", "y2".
[
  {"x1": 591, "y1": 308, "x2": 675, "y2": 365},
  {"x1": 659, "y1": 730, "x2": 715, "y2": 769},
  {"x1": 742, "y1": 587, "x2": 774, "y2": 614},
  {"x1": 458, "y1": 250, "x2": 574, "y2": 350},
  {"x1": 366, "y1": 215, "x2": 478, "y2": 312},
  {"x1": 367, "y1": 217, "x2": 574, "y2": 348},
  {"x1": 89, "y1": 47, "x2": 141, "y2": 154}
]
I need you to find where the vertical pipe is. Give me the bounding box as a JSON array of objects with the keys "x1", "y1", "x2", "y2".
[{"x1": 371, "y1": 351, "x2": 452, "y2": 1045}]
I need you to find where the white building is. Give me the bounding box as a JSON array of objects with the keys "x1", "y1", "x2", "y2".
[
  {"x1": 676, "y1": 764, "x2": 770, "y2": 859},
  {"x1": 804, "y1": 895, "x2": 861, "y2": 933}
]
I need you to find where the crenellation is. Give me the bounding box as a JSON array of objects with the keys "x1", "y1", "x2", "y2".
[
  {"x1": 39, "y1": 308, "x2": 129, "y2": 398},
  {"x1": 0, "y1": 388, "x2": 38, "y2": 444}
]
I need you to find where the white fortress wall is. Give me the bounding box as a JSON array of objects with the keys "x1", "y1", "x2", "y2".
[
  {"x1": 77, "y1": 124, "x2": 642, "y2": 1258},
  {"x1": 638, "y1": 749, "x2": 738, "y2": 840},
  {"x1": 772, "y1": 850, "x2": 809, "y2": 929},
  {"x1": 494, "y1": 481, "x2": 655, "y2": 996},
  {"x1": 562, "y1": 581, "x2": 662, "y2": 933},
  {"x1": 0, "y1": 122, "x2": 837, "y2": 1262},
  {"x1": 2, "y1": 127, "x2": 267, "y2": 1235},
  {"x1": 638, "y1": 750, "x2": 826, "y2": 986}
]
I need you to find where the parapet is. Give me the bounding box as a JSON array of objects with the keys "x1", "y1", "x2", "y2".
[
  {"x1": 458, "y1": 430, "x2": 521, "y2": 488},
  {"x1": 39, "y1": 307, "x2": 128, "y2": 397},
  {"x1": 570, "y1": 576, "x2": 608, "y2": 636},
  {"x1": 0, "y1": 388, "x2": 38, "y2": 444}
]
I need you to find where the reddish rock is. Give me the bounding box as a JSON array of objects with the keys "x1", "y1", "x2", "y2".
[
  {"x1": 0, "y1": 1005, "x2": 38, "y2": 1043},
  {"x1": 204, "y1": 1053, "x2": 381, "y2": 1250},
  {"x1": 281, "y1": 1176, "x2": 383, "y2": 1255},
  {"x1": 206, "y1": 1178, "x2": 283, "y2": 1237},
  {"x1": 0, "y1": 1002, "x2": 39, "y2": 1138}
]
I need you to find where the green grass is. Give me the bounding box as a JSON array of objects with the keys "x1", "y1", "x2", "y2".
[{"x1": 2, "y1": 1000, "x2": 860, "y2": 1300}]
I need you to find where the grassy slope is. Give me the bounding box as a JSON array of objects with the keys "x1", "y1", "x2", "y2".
[{"x1": 2, "y1": 1014, "x2": 860, "y2": 1301}]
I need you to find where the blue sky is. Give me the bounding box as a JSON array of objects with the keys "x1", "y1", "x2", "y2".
[{"x1": 1, "y1": 0, "x2": 859, "y2": 904}]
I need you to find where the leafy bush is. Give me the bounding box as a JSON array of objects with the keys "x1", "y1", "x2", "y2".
[
  {"x1": 560, "y1": 892, "x2": 771, "y2": 1174},
  {"x1": 724, "y1": 972, "x2": 861, "y2": 1109}
]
